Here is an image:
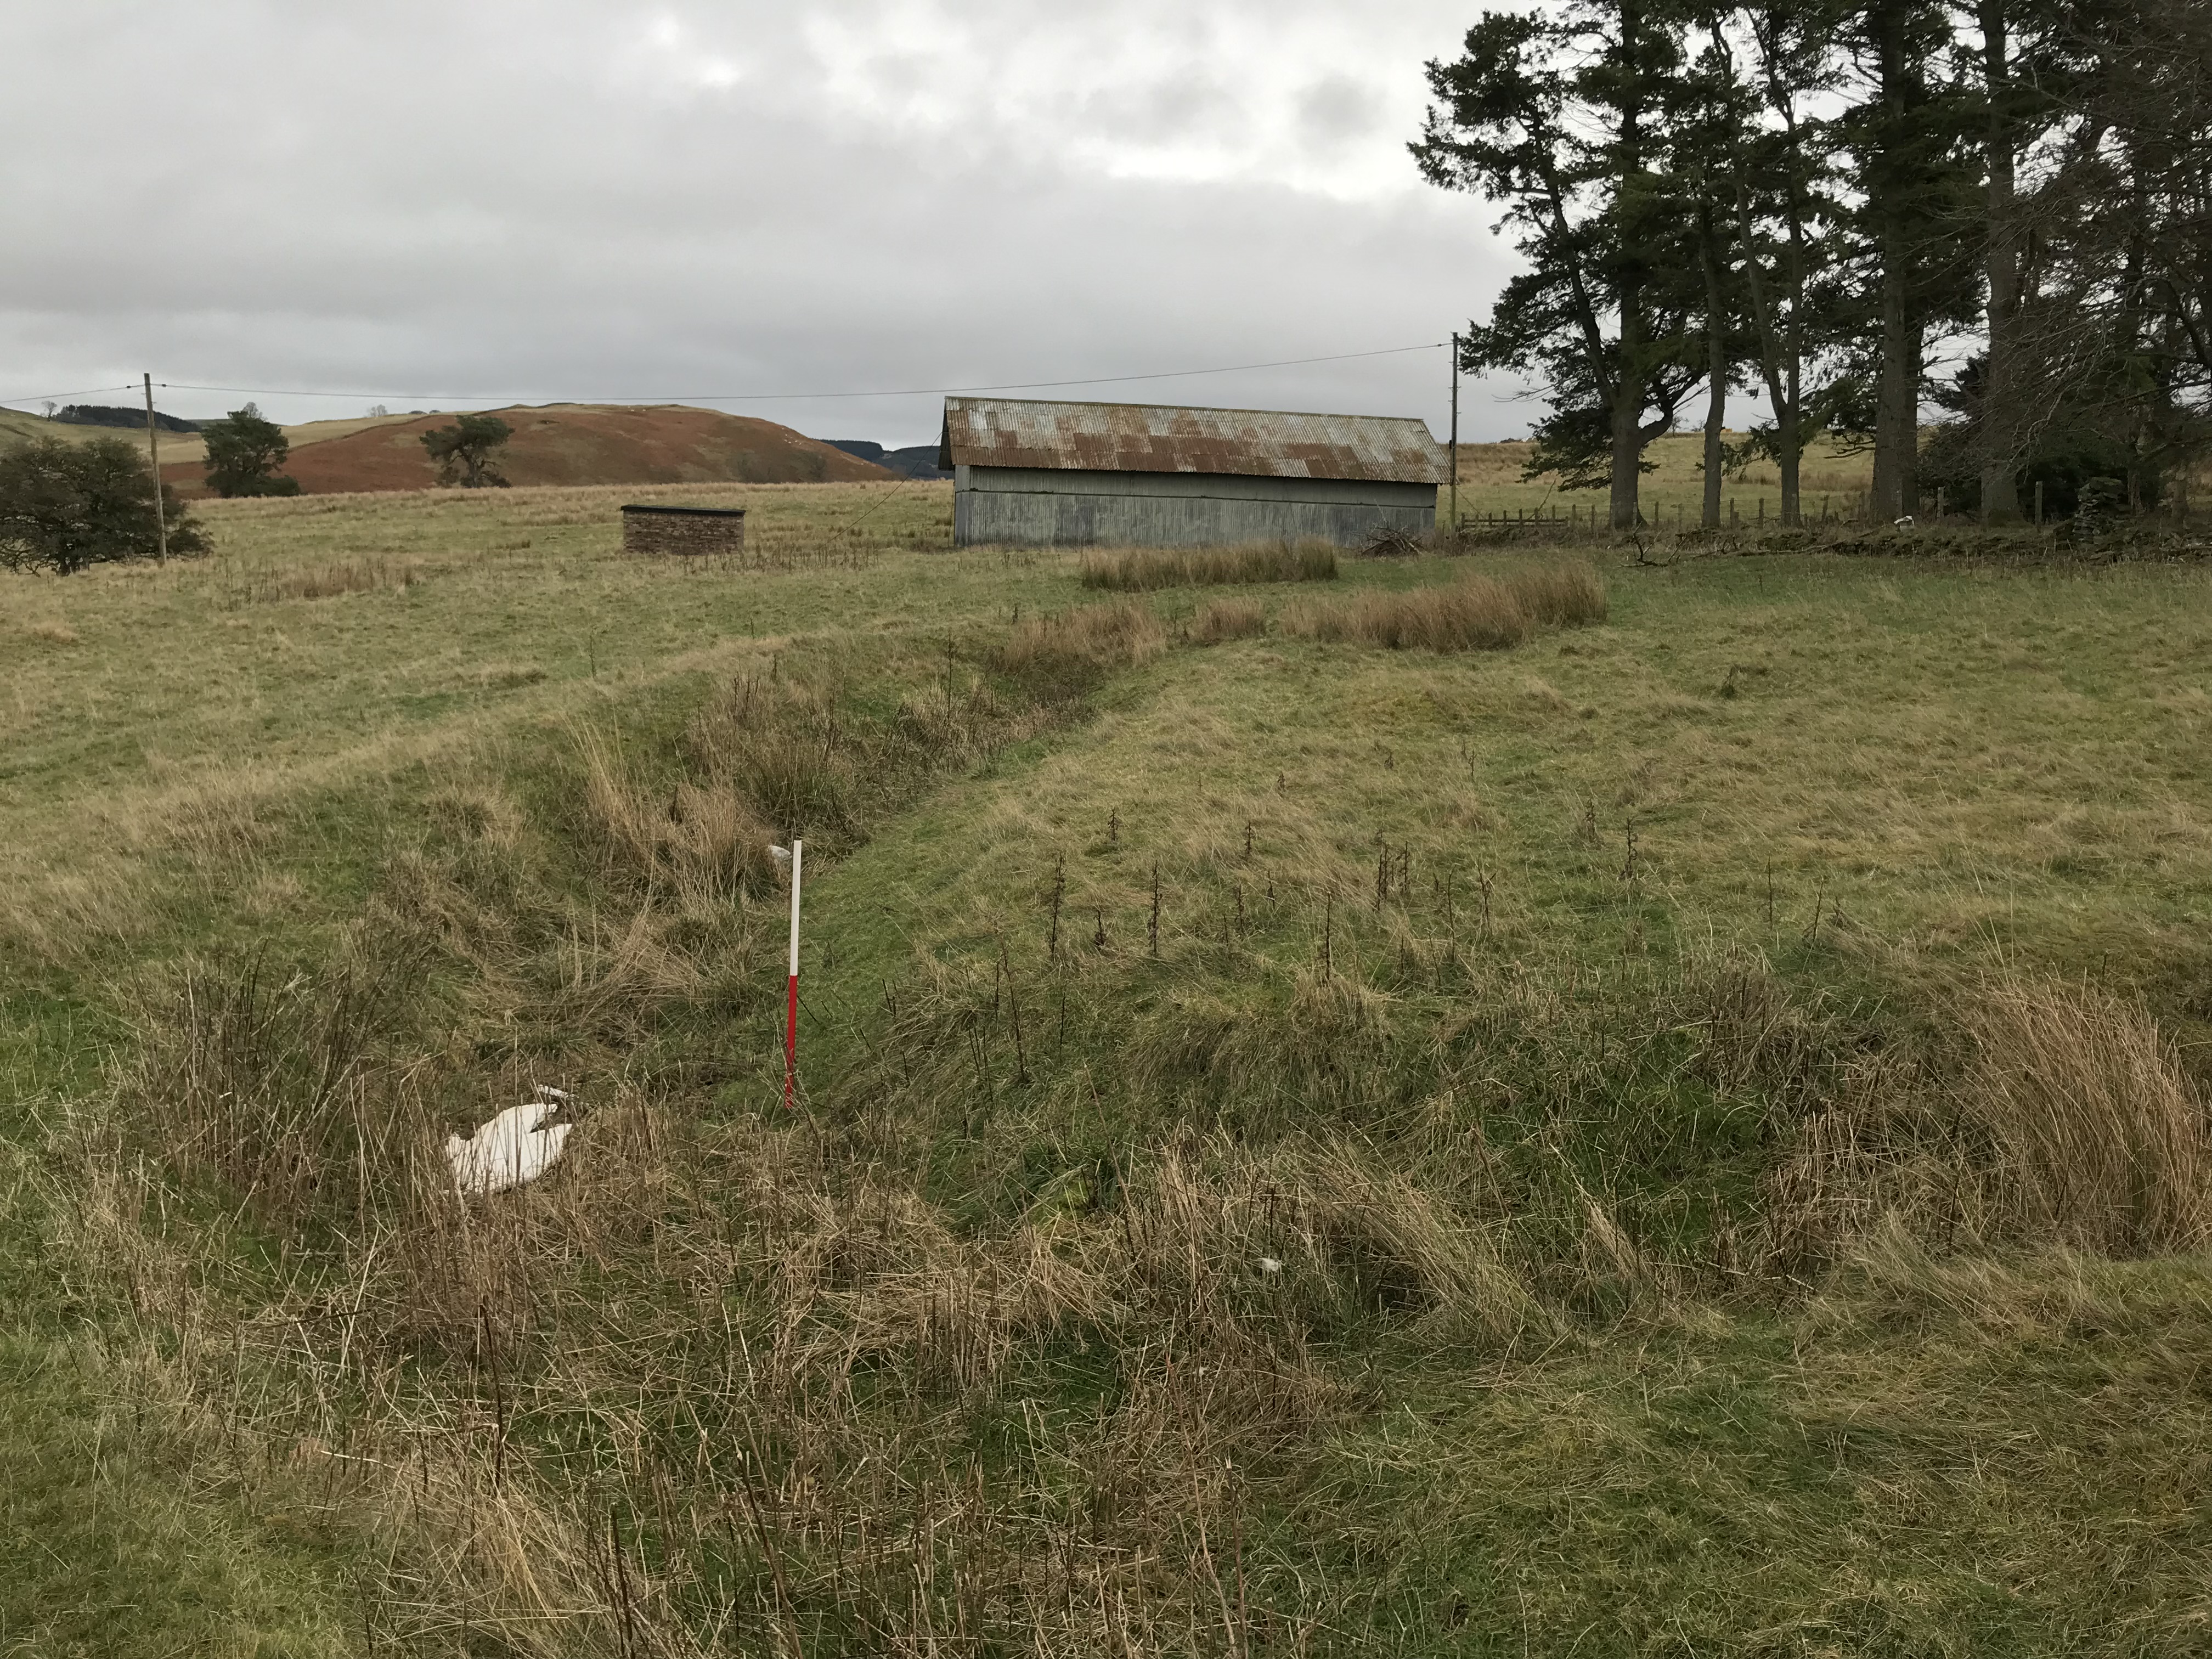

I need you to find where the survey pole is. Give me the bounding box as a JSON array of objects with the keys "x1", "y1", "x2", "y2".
[
  {"x1": 785, "y1": 838, "x2": 803, "y2": 1108},
  {"x1": 143, "y1": 373, "x2": 168, "y2": 566}
]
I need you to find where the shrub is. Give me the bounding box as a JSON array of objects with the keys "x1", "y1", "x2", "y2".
[
  {"x1": 0, "y1": 436, "x2": 207, "y2": 574},
  {"x1": 1079, "y1": 540, "x2": 1337, "y2": 591}
]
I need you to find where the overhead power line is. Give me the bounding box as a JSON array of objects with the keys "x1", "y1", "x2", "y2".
[{"x1": 0, "y1": 382, "x2": 142, "y2": 409}]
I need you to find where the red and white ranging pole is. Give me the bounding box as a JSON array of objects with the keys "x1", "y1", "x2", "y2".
[{"x1": 784, "y1": 838, "x2": 803, "y2": 1109}]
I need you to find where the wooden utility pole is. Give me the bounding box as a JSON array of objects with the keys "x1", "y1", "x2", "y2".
[
  {"x1": 1448, "y1": 332, "x2": 1460, "y2": 531},
  {"x1": 143, "y1": 373, "x2": 168, "y2": 566}
]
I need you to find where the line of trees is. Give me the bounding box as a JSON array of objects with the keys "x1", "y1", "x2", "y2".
[{"x1": 1415, "y1": 0, "x2": 2211, "y2": 527}]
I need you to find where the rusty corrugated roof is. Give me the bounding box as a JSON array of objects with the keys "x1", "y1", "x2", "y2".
[{"x1": 938, "y1": 397, "x2": 1445, "y2": 484}]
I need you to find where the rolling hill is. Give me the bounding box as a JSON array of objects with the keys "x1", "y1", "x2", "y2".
[{"x1": 142, "y1": 403, "x2": 896, "y2": 496}]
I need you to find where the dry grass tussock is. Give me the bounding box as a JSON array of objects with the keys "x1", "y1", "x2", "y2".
[
  {"x1": 1505, "y1": 561, "x2": 1610, "y2": 625},
  {"x1": 1190, "y1": 596, "x2": 1265, "y2": 643},
  {"x1": 577, "y1": 725, "x2": 780, "y2": 907},
  {"x1": 1957, "y1": 978, "x2": 2212, "y2": 1254},
  {"x1": 991, "y1": 598, "x2": 1164, "y2": 696},
  {"x1": 1079, "y1": 539, "x2": 1338, "y2": 591},
  {"x1": 1285, "y1": 562, "x2": 1606, "y2": 652},
  {"x1": 1760, "y1": 976, "x2": 2212, "y2": 1267},
  {"x1": 275, "y1": 556, "x2": 424, "y2": 600},
  {"x1": 210, "y1": 552, "x2": 426, "y2": 604}
]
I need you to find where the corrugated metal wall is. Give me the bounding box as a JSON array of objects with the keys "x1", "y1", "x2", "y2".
[{"x1": 952, "y1": 466, "x2": 1436, "y2": 548}]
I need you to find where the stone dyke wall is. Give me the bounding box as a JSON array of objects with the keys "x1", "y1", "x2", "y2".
[{"x1": 620, "y1": 505, "x2": 747, "y2": 557}]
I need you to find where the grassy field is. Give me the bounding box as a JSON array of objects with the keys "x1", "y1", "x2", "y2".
[
  {"x1": 6, "y1": 480, "x2": 2212, "y2": 1655},
  {"x1": 0, "y1": 406, "x2": 435, "y2": 467},
  {"x1": 1446, "y1": 431, "x2": 1881, "y2": 523}
]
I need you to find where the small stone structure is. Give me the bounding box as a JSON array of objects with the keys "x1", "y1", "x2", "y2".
[{"x1": 620, "y1": 503, "x2": 747, "y2": 558}]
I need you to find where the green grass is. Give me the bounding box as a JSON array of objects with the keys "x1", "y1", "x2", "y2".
[
  {"x1": 7, "y1": 482, "x2": 2212, "y2": 1653},
  {"x1": 1446, "y1": 429, "x2": 1880, "y2": 524}
]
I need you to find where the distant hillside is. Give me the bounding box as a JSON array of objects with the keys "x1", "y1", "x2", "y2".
[
  {"x1": 882, "y1": 444, "x2": 950, "y2": 481},
  {"x1": 0, "y1": 407, "x2": 199, "y2": 450},
  {"x1": 0, "y1": 409, "x2": 55, "y2": 449},
  {"x1": 54, "y1": 403, "x2": 201, "y2": 432},
  {"x1": 827, "y1": 438, "x2": 949, "y2": 480},
  {"x1": 161, "y1": 404, "x2": 898, "y2": 496}
]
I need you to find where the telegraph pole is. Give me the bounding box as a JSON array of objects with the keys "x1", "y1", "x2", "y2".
[
  {"x1": 143, "y1": 373, "x2": 168, "y2": 566},
  {"x1": 1448, "y1": 334, "x2": 1460, "y2": 531}
]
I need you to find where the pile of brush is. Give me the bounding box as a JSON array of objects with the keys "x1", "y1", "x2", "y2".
[{"x1": 1358, "y1": 525, "x2": 1425, "y2": 558}]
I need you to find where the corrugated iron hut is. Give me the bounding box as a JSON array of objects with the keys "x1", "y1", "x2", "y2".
[
  {"x1": 620, "y1": 503, "x2": 746, "y2": 557},
  {"x1": 937, "y1": 397, "x2": 1446, "y2": 548}
]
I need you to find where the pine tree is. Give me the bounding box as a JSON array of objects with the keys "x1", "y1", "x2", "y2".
[
  {"x1": 200, "y1": 403, "x2": 301, "y2": 498},
  {"x1": 420, "y1": 413, "x2": 514, "y2": 489},
  {"x1": 1415, "y1": 2, "x2": 1703, "y2": 527},
  {"x1": 1718, "y1": 0, "x2": 1852, "y2": 525},
  {"x1": 1841, "y1": 0, "x2": 1978, "y2": 519}
]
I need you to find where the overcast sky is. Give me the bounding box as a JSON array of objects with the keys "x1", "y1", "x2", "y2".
[{"x1": 2, "y1": 2, "x2": 1530, "y2": 448}]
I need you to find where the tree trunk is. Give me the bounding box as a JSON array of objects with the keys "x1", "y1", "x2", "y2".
[
  {"x1": 1869, "y1": 2, "x2": 1920, "y2": 522},
  {"x1": 1701, "y1": 202, "x2": 1727, "y2": 528},
  {"x1": 1779, "y1": 414, "x2": 1802, "y2": 524},
  {"x1": 1779, "y1": 313, "x2": 1803, "y2": 526},
  {"x1": 1607, "y1": 0, "x2": 1649, "y2": 531},
  {"x1": 1874, "y1": 261, "x2": 1920, "y2": 518},
  {"x1": 1979, "y1": 0, "x2": 2022, "y2": 521},
  {"x1": 1780, "y1": 127, "x2": 1807, "y2": 526},
  {"x1": 1612, "y1": 292, "x2": 1645, "y2": 528}
]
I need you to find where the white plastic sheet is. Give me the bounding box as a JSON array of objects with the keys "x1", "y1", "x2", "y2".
[{"x1": 446, "y1": 1085, "x2": 574, "y2": 1196}]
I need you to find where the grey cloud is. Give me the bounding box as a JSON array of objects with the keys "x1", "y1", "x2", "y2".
[
  {"x1": 1297, "y1": 74, "x2": 1385, "y2": 149},
  {"x1": 1, "y1": 1, "x2": 1530, "y2": 448}
]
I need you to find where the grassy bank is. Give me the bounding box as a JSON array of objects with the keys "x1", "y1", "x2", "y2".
[{"x1": 5, "y1": 483, "x2": 2212, "y2": 1654}]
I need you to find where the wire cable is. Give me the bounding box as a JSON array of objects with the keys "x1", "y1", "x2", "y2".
[
  {"x1": 140, "y1": 342, "x2": 1447, "y2": 407},
  {"x1": 0, "y1": 382, "x2": 143, "y2": 409}
]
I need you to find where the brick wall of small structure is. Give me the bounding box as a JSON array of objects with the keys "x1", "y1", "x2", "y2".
[{"x1": 621, "y1": 511, "x2": 746, "y2": 557}]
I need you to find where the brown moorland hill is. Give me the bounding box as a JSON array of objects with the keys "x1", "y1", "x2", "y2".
[{"x1": 161, "y1": 403, "x2": 895, "y2": 496}]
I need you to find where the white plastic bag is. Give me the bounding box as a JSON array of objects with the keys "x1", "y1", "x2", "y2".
[{"x1": 446, "y1": 1085, "x2": 574, "y2": 1196}]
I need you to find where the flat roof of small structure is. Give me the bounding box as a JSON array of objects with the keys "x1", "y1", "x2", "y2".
[{"x1": 938, "y1": 397, "x2": 1446, "y2": 484}]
